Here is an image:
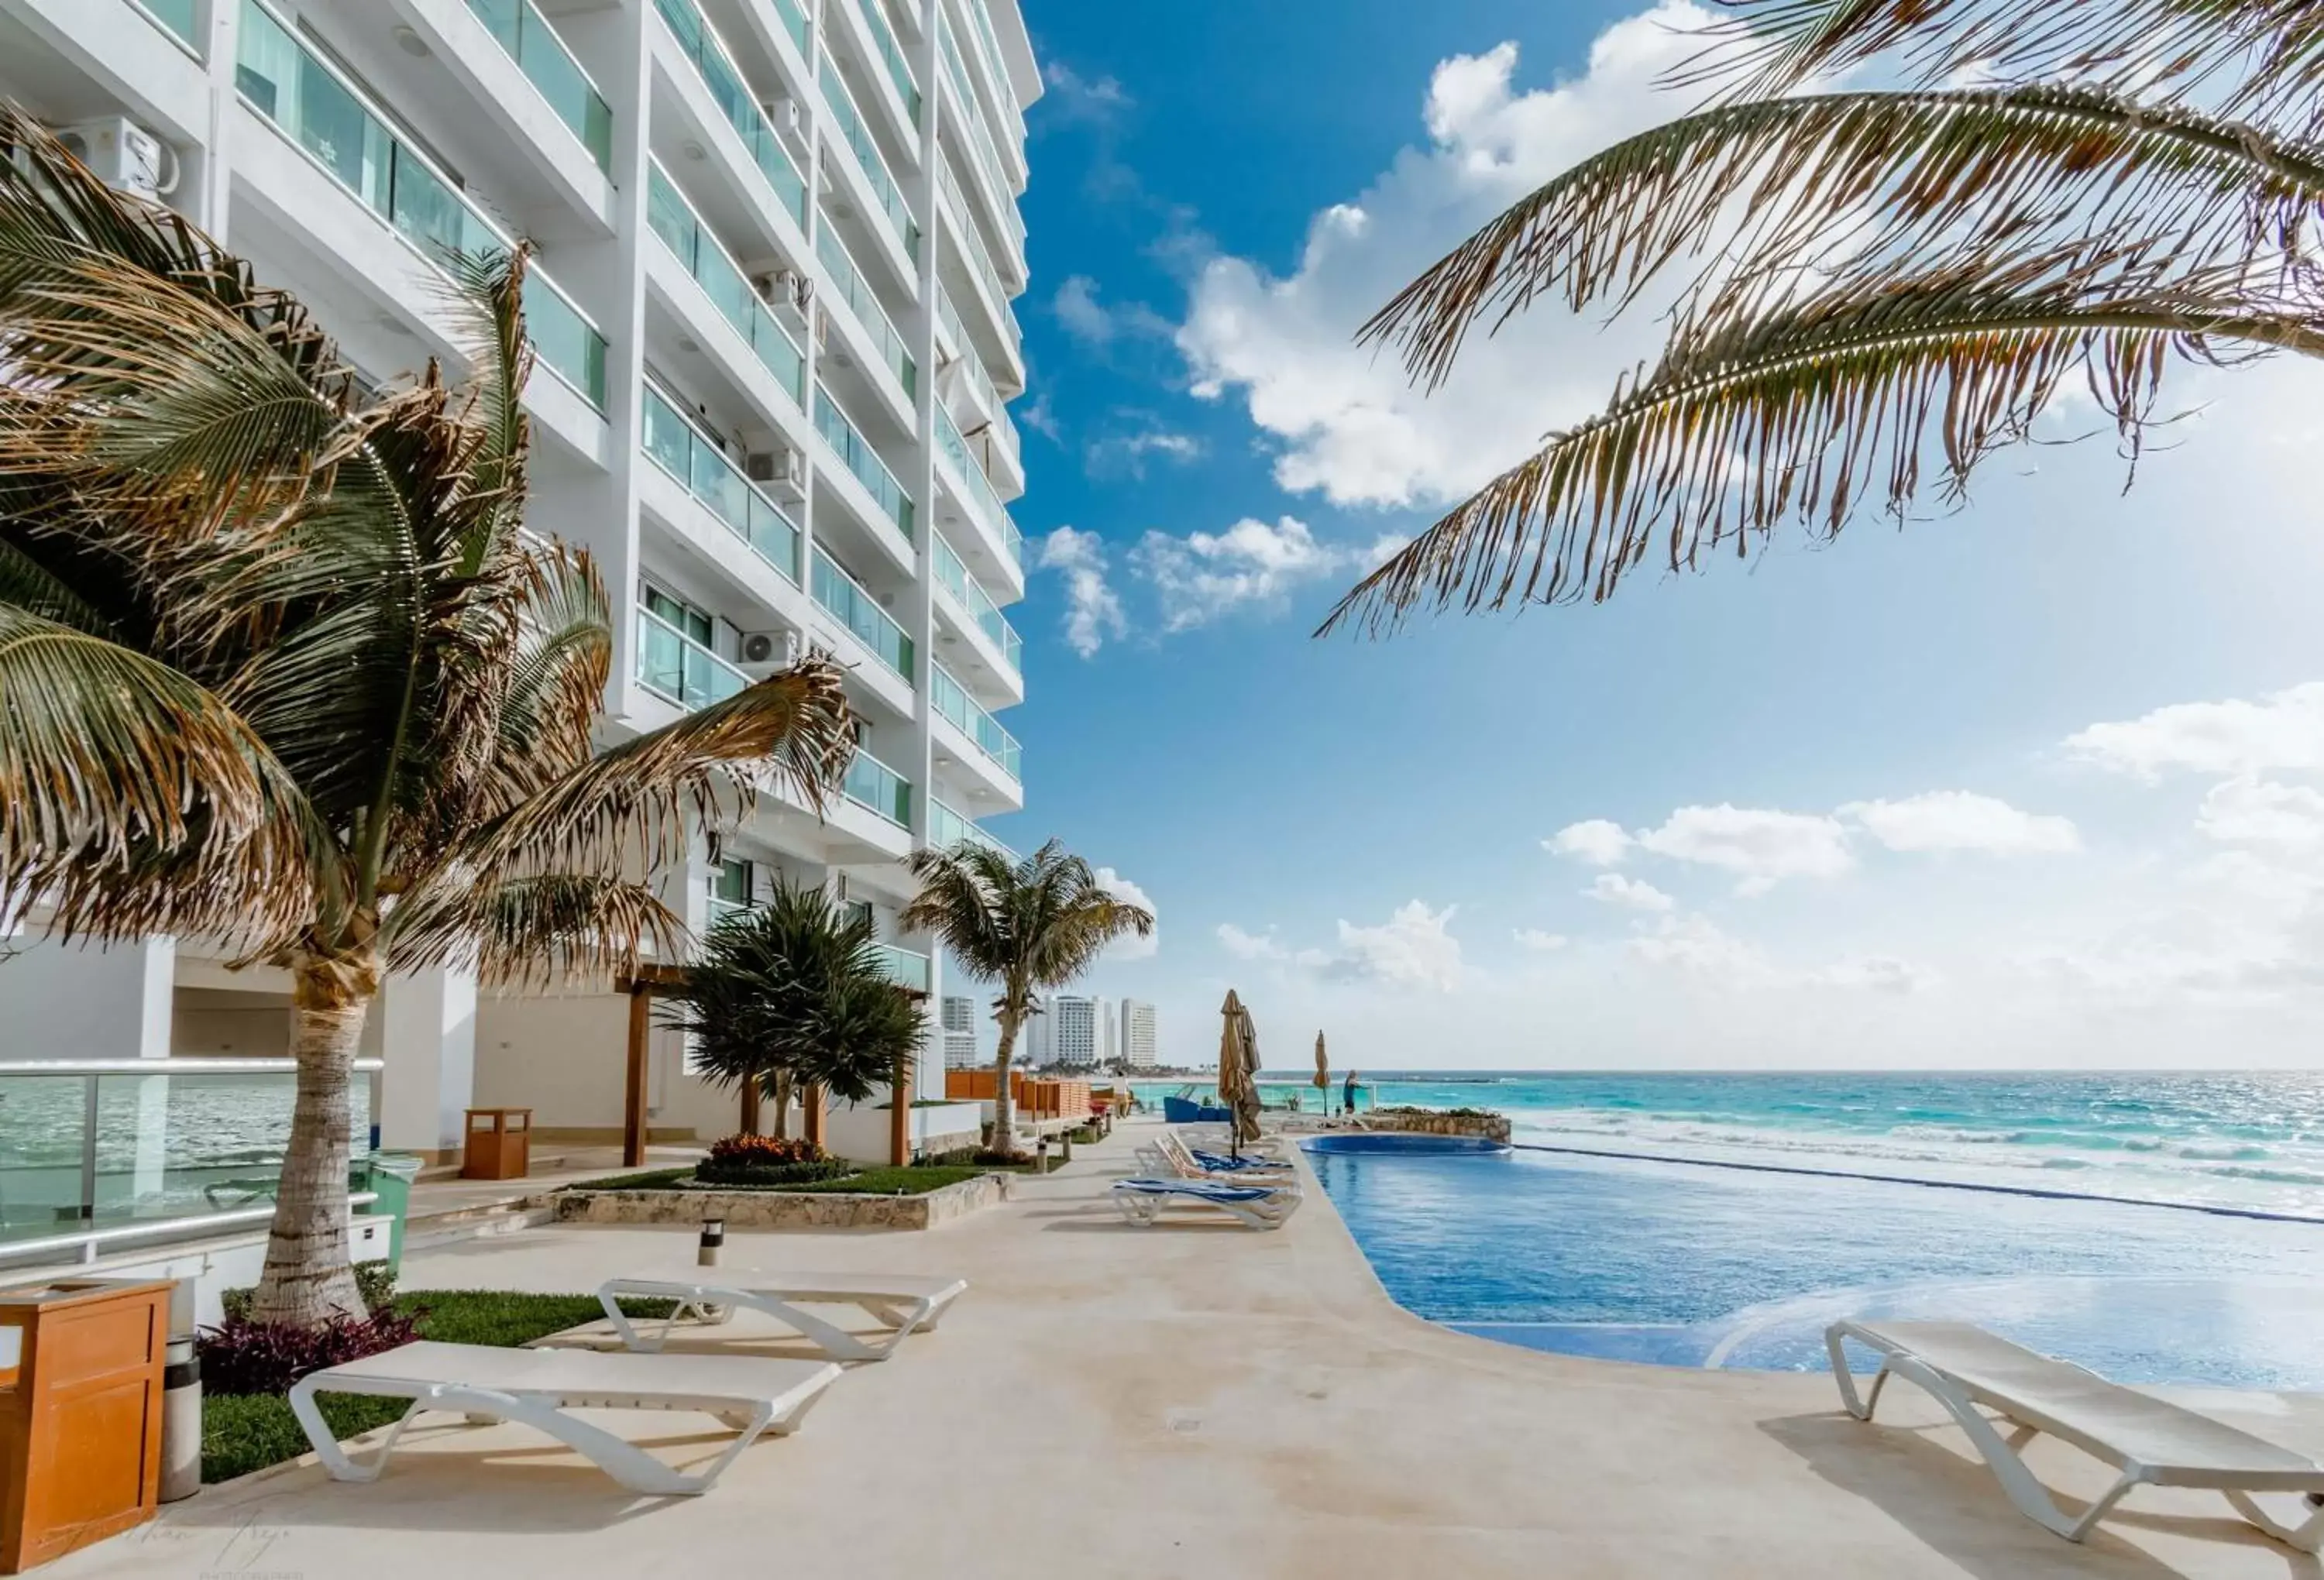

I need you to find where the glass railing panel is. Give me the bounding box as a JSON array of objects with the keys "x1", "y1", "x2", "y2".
[
  {"x1": 844, "y1": 748, "x2": 913, "y2": 827},
  {"x1": 875, "y1": 943, "x2": 932, "y2": 991},
  {"x1": 938, "y1": 156, "x2": 1021, "y2": 347},
  {"x1": 855, "y1": 0, "x2": 921, "y2": 122},
  {"x1": 652, "y1": 0, "x2": 807, "y2": 225},
  {"x1": 816, "y1": 224, "x2": 916, "y2": 399},
  {"x1": 139, "y1": 0, "x2": 201, "y2": 51},
  {"x1": 967, "y1": 0, "x2": 1028, "y2": 148},
  {"x1": 936, "y1": 404, "x2": 1021, "y2": 565},
  {"x1": 932, "y1": 532, "x2": 1020, "y2": 672},
  {"x1": 642, "y1": 388, "x2": 802, "y2": 580},
  {"x1": 637, "y1": 606, "x2": 750, "y2": 709},
  {"x1": 812, "y1": 548, "x2": 914, "y2": 679},
  {"x1": 933, "y1": 661, "x2": 1022, "y2": 779},
  {"x1": 935, "y1": 282, "x2": 966, "y2": 354},
  {"x1": 648, "y1": 164, "x2": 807, "y2": 404},
  {"x1": 464, "y1": 0, "x2": 613, "y2": 172},
  {"x1": 772, "y1": 0, "x2": 810, "y2": 54},
  {"x1": 814, "y1": 384, "x2": 915, "y2": 538},
  {"x1": 819, "y1": 53, "x2": 919, "y2": 257},
  {"x1": 236, "y1": 1, "x2": 607, "y2": 408},
  {"x1": 930, "y1": 797, "x2": 1013, "y2": 860}
]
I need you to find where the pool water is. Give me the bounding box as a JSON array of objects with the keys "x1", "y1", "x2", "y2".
[{"x1": 1310, "y1": 1144, "x2": 2324, "y2": 1389}]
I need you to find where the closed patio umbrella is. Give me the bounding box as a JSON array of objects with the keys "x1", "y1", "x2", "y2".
[
  {"x1": 1217, "y1": 990, "x2": 1263, "y2": 1153},
  {"x1": 1313, "y1": 1032, "x2": 1329, "y2": 1099}
]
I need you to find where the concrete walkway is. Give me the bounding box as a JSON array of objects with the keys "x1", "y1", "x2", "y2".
[{"x1": 53, "y1": 1119, "x2": 2324, "y2": 1579}]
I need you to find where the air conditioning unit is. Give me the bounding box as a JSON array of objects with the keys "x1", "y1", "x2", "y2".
[
  {"x1": 60, "y1": 117, "x2": 163, "y2": 199},
  {"x1": 765, "y1": 98, "x2": 806, "y2": 146},
  {"x1": 739, "y1": 630, "x2": 799, "y2": 668},
  {"x1": 756, "y1": 269, "x2": 811, "y2": 314},
  {"x1": 745, "y1": 448, "x2": 804, "y2": 495}
]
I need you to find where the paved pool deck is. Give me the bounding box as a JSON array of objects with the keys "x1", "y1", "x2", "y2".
[{"x1": 53, "y1": 1116, "x2": 2324, "y2": 1580}]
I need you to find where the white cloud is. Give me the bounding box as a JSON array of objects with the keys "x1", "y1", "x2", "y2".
[
  {"x1": 1326, "y1": 901, "x2": 1466, "y2": 991},
  {"x1": 1514, "y1": 928, "x2": 1569, "y2": 951},
  {"x1": 1547, "y1": 819, "x2": 1633, "y2": 866},
  {"x1": 1019, "y1": 391, "x2": 1061, "y2": 441},
  {"x1": 1635, "y1": 805, "x2": 1854, "y2": 895},
  {"x1": 1036, "y1": 527, "x2": 1127, "y2": 659},
  {"x1": 1217, "y1": 922, "x2": 1284, "y2": 962},
  {"x1": 1841, "y1": 792, "x2": 2082, "y2": 855},
  {"x1": 1130, "y1": 516, "x2": 1403, "y2": 632},
  {"x1": 1095, "y1": 868, "x2": 1158, "y2": 960},
  {"x1": 2066, "y1": 681, "x2": 2324, "y2": 781},
  {"x1": 1054, "y1": 273, "x2": 1171, "y2": 352},
  {"x1": 2197, "y1": 778, "x2": 2324, "y2": 851},
  {"x1": 1585, "y1": 873, "x2": 1676, "y2": 912},
  {"x1": 1085, "y1": 425, "x2": 1204, "y2": 479},
  {"x1": 1629, "y1": 914, "x2": 1935, "y2": 994},
  {"x1": 1177, "y1": 9, "x2": 1709, "y2": 508},
  {"x1": 1043, "y1": 62, "x2": 1132, "y2": 123}
]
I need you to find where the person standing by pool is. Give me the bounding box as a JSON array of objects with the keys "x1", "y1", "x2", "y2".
[{"x1": 1343, "y1": 1070, "x2": 1359, "y2": 1116}]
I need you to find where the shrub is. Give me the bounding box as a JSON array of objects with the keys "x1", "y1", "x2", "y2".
[
  {"x1": 703, "y1": 1133, "x2": 825, "y2": 1168},
  {"x1": 197, "y1": 1307, "x2": 424, "y2": 1397},
  {"x1": 695, "y1": 1158, "x2": 855, "y2": 1187}
]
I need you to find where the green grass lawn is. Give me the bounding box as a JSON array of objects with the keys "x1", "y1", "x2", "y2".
[
  {"x1": 566, "y1": 1161, "x2": 1054, "y2": 1194},
  {"x1": 202, "y1": 1291, "x2": 671, "y2": 1485}
]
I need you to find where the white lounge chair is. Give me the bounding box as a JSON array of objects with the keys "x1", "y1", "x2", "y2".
[
  {"x1": 596, "y1": 1273, "x2": 968, "y2": 1362},
  {"x1": 1136, "y1": 1131, "x2": 1296, "y2": 1183},
  {"x1": 1827, "y1": 1320, "x2": 2324, "y2": 1550},
  {"x1": 1111, "y1": 1176, "x2": 1302, "y2": 1231},
  {"x1": 287, "y1": 1339, "x2": 841, "y2": 1496}
]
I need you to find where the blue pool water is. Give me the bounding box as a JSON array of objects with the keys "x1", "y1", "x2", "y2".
[{"x1": 1291, "y1": 1073, "x2": 2324, "y2": 1388}]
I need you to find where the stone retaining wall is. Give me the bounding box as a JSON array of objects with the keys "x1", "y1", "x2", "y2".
[
  {"x1": 1359, "y1": 1109, "x2": 1513, "y2": 1143},
  {"x1": 555, "y1": 1170, "x2": 1012, "y2": 1231}
]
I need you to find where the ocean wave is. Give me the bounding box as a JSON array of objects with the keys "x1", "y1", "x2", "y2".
[
  {"x1": 2176, "y1": 1145, "x2": 2274, "y2": 1163},
  {"x1": 2202, "y1": 1166, "x2": 2324, "y2": 1187}
]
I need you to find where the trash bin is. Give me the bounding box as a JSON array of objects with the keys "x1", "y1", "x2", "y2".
[
  {"x1": 0, "y1": 1279, "x2": 173, "y2": 1574},
  {"x1": 363, "y1": 1151, "x2": 425, "y2": 1274},
  {"x1": 461, "y1": 1108, "x2": 531, "y2": 1181}
]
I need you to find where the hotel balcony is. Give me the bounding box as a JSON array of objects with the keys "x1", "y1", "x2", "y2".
[
  {"x1": 933, "y1": 531, "x2": 1023, "y2": 709},
  {"x1": 935, "y1": 404, "x2": 1025, "y2": 599},
  {"x1": 931, "y1": 659, "x2": 1023, "y2": 812}
]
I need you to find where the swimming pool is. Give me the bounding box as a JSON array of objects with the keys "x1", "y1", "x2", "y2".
[{"x1": 1309, "y1": 1142, "x2": 2324, "y2": 1389}]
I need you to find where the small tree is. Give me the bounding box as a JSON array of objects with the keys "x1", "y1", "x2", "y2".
[
  {"x1": 901, "y1": 842, "x2": 1153, "y2": 1159},
  {"x1": 660, "y1": 883, "x2": 927, "y2": 1135}
]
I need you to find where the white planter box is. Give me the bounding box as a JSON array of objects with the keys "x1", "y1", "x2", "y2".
[{"x1": 823, "y1": 1101, "x2": 985, "y2": 1165}]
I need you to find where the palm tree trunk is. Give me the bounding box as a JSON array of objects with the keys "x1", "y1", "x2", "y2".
[
  {"x1": 991, "y1": 1012, "x2": 1022, "y2": 1159},
  {"x1": 769, "y1": 1069, "x2": 793, "y2": 1140},
  {"x1": 252, "y1": 953, "x2": 376, "y2": 1327}
]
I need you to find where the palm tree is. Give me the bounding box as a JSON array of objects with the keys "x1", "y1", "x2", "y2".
[
  {"x1": 659, "y1": 883, "x2": 929, "y2": 1135},
  {"x1": 1323, "y1": 0, "x2": 2324, "y2": 633},
  {"x1": 900, "y1": 842, "x2": 1153, "y2": 1157},
  {"x1": 0, "y1": 115, "x2": 854, "y2": 1327}
]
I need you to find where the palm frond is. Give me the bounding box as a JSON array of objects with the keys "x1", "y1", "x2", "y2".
[
  {"x1": 447, "y1": 658, "x2": 855, "y2": 884},
  {"x1": 381, "y1": 872, "x2": 683, "y2": 988},
  {"x1": 1325, "y1": 259, "x2": 2324, "y2": 634},
  {"x1": 902, "y1": 840, "x2": 1154, "y2": 1000},
  {"x1": 1367, "y1": 85, "x2": 2324, "y2": 391},
  {"x1": 0, "y1": 606, "x2": 321, "y2": 943},
  {"x1": 480, "y1": 543, "x2": 613, "y2": 814}
]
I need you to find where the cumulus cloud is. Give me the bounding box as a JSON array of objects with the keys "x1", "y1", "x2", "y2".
[
  {"x1": 1095, "y1": 867, "x2": 1158, "y2": 960},
  {"x1": 1043, "y1": 62, "x2": 1132, "y2": 123},
  {"x1": 1177, "y1": 9, "x2": 1708, "y2": 507},
  {"x1": 1054, "y1": 274, "x2": 1171, "y2": 352},
  {"x1": 1630, "y1": 913, "x2": 1936, "y2": 994},
  {"x1": 1130, "y1": 516, "x2": 1403, "y2": 632},
  {"x1": 1085, "y1": 424, "x2": 1203, "y2": 479},
  {"x1": 1514, "y1": 928, "x2": 1569, "y2": 952},
  {"x1": 1585, "y1": 873, "x2": 1676, "y2": 912},
  {"x1": 1037, "y1": 527, "x2": 1127, "y2": 658},
  {"x1": 2197, "y1": 778, "x2": 2324, "y2": 851},
  {"x1": 2066, "y1": 681, "x2": 2324, "y2": 781},
  {"x1": 1635, "y1": 805, "x2": 1854, "y2": 895},
  {"x1": 1216, "y1": 903, "x2": 1467, "y2": 991},
  {"x1": 1216, "y1": 922, "x2": 1284, "y2": 962},
  {"x1": 1841, "y1": 792, "x2": 2082, "y2": 855},
  {"x1": 1547, "y1": 819, "x2": 1633, "y2": 867}
]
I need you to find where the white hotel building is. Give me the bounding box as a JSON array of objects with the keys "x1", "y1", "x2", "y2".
[{"x1": 0, "y1": 0, "x2": 1039, "y2": 1197}]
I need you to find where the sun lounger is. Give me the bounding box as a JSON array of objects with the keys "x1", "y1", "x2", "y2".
[
  {"x1": 1827, "y1": 1320, "x2": 2324, "y2": 1549},
  {"x1": 287, "y1": 1339, "x2": 841, "y2": 1496},
  {"x1": 1142, "y1": 1130, "x2": 1294, "y2": 1182},
  {"x1": 1111, "y1": 1176, "x2": 1302, "y2": 1231},
  {"x1": 596, "y1": 1273, "x2": 968, "y2": 1362}
]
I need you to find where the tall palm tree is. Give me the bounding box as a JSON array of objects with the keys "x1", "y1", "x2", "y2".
[
  {"x1": 660, "y1": 883, "x2": 929, "y2": 1135},
  {"x1": 900, "y1": 841, "x2": 1153, "y2": 1157},
  {"x1": 1324, "y1": 0, "x2": 2324, "y2": 633},
  {"x1": 0, "y1": 115, "x2": 854, "y2": 1327}
]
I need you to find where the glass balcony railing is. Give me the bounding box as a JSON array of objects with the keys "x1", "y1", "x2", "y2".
[
  {"x1": 938, "y1": 157, "x2": 1020, "y2": 349},
  {"x1": 0, "y1": 1060, "x2": 379, "y2": 1262},
  {"x1": 968, "y1": 0, "x2": 1029, "y2": 149},
  {"x1": 935, "y1": 282, "x2": 967, "y2": 354},
  {"x1": 706, "y1": 895, "x2": 755, "y2": 929},
  {"x1": 772, "y1": 0, "x2": 810, "y2": 54},
  {"x1": 465, "y1": 0, "x2": 613, "y2": 172},
  {"x1": 931, "y1": 796, "x2": 1015, "y2": 861},
  {"x1": 819, "y1": 53, "x2": 918, "y2": 258},
  {"x1": 855, "y1": 0, "x2": 921, "y2": 122},
  {"x1": 138, "y1": 0, "x2": 201, "y2": 51},
  {"x1": 637, "y1": 606, "x2": 750, "y2": 709},
  {"x1": 844, "y1": 747, "x2": 913, "y2": 828},
  {"x1": 936, "y1": 404, "x2": 1022, "y2": 565},
  {"x1": 936, "y1": 22, "x2": 1021, "y2": 266},
  {"x1": 653, "y1": 0, "x2": 808, "y2": 226},
  {"x1": 933, "y1": 531, "x2": 1021, "y2": 672},
  {"x1": 813, "y1": 548, "x2": 914, "y2": 680},
  {"x1": 648, "y1": 163, "x2": 806, "y2": 405},
  {"x1": 816, "y1": 223, "x2": 916, "y2": 400},
  {"x1": 642, "y1": 387, "x2": 802, "y2": 582},
  {"x1": 237, "y1": 0, "x2": 609, "y2": 409},
  {"x1": 933, "y1": 661, "x2": 1022, "y2": 780},
  {"x1": 875, "y1": 942, "x2": 932, "y2": 991},
  {"x1": 814, "y1": 384, "x2": 915, "y2": 538}
]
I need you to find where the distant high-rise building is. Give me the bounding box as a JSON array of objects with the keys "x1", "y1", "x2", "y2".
[
  {"x1": 1043, "y1": 994, "x2": 1109, "y2": 1068},
  {"x1": 1120, "y1": 1001, "x2": 1158, "y2": 1070},
  {"x1": 941, "y1": 995, "x2": 981, "y2": 1070}
]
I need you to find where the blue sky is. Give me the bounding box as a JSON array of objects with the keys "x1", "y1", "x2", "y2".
[{"x1": 985, "y1": 0, "x2": 2324, "y2": 1070}]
